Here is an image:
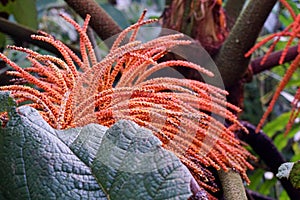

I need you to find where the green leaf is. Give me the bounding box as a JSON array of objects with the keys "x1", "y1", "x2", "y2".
[
  {"x1": 277, "y1": 160, "x2": 300, "y2": 189},
  {"x1": 263, "y1": 112, "x2": 291, "y2": 137},
  {"x1": 0, "y1": 92, "x2": 192, "y2": 199},
  {"x1": 0, "y1": 92, "x2": 17, "y2": 116},
  {"x1": 0, "y1": 0, "x2": 14, "y2": 13},
  {"x1": 247, "y1": 169, "x2": 264, "y2": 191},
  {"x1": 264, "y1": 114, "x2": 299, "y2": 151},
  {"x1": 289, "y1": 160, "x2": 300, "y2": 189},
  {"x1": 100, "y1": 3, "x2": 131, "y2": 29},
  {"x1": 258, "y1": 177, "x2": 276, "y2": 196},
  {"x1": 273, "y1": 134, "x2": 289, "y2": 151},
  {"x1": 12, "y1": 0, "x2": 38, "y2": 29},
  {"x1": 279, "y1": 14, "x2": 293, "y2": 28},
  {"x1": 92, "y1": 120, "x2": 192, "y2": 199},
  {"x1": 279, "y1": 189, "x2": 289, "y2": 200},
  {"x1": 291, "y1": 143, "x2": 300, "y2": 162},
  {"x1": 286, "y1": 0, "x2": 300, "y2": 14}
]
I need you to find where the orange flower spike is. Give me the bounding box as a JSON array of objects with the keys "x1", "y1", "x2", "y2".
[
  {"x1": 60, "y1": 14, "x2": 97, "y2": 68},
  {"x1": 260, "y1": 36, "x2": 281, "y2": 65},
  {"x1": 134, "y1": 60, "x2": 214, "y2": 85},
  {"x1": 139, "y1": 33, "x2": 188, "y2": 47},
  {"x1": 35, "y1": 55, "x2": 76, "y2": 90},
  {"x1": 129, "y1": 9, "x2": 147, "y2": 42},
  {"x1": 37, "y1": 29, "x2": 84, "y2": 70},
  {"x1": 56, "y1": 91, "x2": 74, "y2": 129},
  {"x1": 110, "y1": 19, "x2": 157, "y2": 51},
  {"x1": 0, "y1": 85, "x2": 58, "y2": 124},
  {"x1": 6, "y1": 47, "x2": 66, "y2": 91},
  {"x1": 279, "y1": 22, "x2": 299, "y2": 64},
  {"x1": 280, "y1": 0, "x2": 297, "y2": 20},
  {"x1": 31, "y1": 34, "x2": 79, "y2": 77},
  {"x1": 256, "y1": 54, "x2": 300, "y2": 132},
  {"x1": 0, "y1": 53, "x2": 63, "y2": 102},
  {"x1": 285, "y1": 87, "x2": 300, "y2": 135},
  {"x1": 81, "y1": 14, "x2": 98, "y2": 66},
  {"x1": 244, "y1": 33, "x2": 279, "y2": 58},
  {"x1": 57, "y1": 40, "x2": 85, "y2": 70},
  {"x1": 37, "y1": 58, "x2": 68, "y2": 94},
  {"x1": 7, "y1": 45, "x2": 39, "y2": 57},
  {"x1": 90, "y1": 41, "x2": 142, "y2": 90},
  {"x1": 106, "y1": 56, "x2": 128, "y2": 88},
  {"x1": 26, "y1": 57, "x2": 63, "y2": 89}
]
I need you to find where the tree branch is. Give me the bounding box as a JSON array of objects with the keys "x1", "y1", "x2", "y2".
[
  {"x1": 214, "y1": 0, "x2": 277, "y2": 87},
  {"x1": 224, "y1": 0, "x2": 246, "y2": 29},
  {"x1": 250, "y1": 46, "x2": 298, "y2": 74},
  {"x1": 246, "y1": 189, "x2": 275, "y2": 200},
  {"x1": 64, "y1": 0, "x2": 122, "y2": 40},
  {"x1": 239, "y1": 121, "x2": 300, "y2": 200},
  {"x1": 217, "y1": 169, "x2": 247, "y2": 200},
  {"x1": 0, "y1": 17, "x2": 80, "y2": 56}
]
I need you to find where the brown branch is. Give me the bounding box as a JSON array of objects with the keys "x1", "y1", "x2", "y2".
[
  {"x1": 64, "y1": 0, "x2": 122, "y2": 40},
  {"x1": 246, "y1": 189, "x2": 275, "y2": 200},
  {"x1": 217, "y1": 169, "x2": 247, "y2": 200},
  {"x1": 214, "y1": 0, "x2": 277, "y2": 87},
  {"x1": 224, "y1": 0, "x2": 246, "y2": 29},
  {"x1": 250, "y1": 46, "x2": 298, "y2": 74},
  {"x1": 0, "y1": 17, "x2": 80, "y2": 56}
]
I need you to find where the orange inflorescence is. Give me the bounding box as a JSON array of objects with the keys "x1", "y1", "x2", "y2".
[
  {"x1": 245, "y1": 0, "x2": 300, "y2": 135},
  {"x1": 0, "y1": 12, "x2": 254, "y2": 192}
]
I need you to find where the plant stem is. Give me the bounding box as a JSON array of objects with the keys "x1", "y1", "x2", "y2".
[
  {"x1": 217, "y1": 170, "x2": 247, "y2": 200},
  {"x1": 246, "y1": 189, "x2": 276, "y2": 200},
  {"x1": 250, "y1": 45, "x2": 298, "y2": 74},
  {"x1": 64, "y1": 0, "x2": 122, "y2": 40},
  {"x1": 214, "y1": 0, "x2": 277, "y2": 87},
  {"x1": 224, "y1": 0, "x2": 246, "y2": 29}
]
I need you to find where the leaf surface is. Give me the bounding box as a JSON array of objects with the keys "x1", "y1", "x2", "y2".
[
  {"x1": 12, "y1": 0, "x2": 38, "y2": 29},
  {"x1": 0, "y1": 92, "x2": 192, "y2": 199},
  {"x1": 277, "y1": 160, "x2": 300, "y2": 189}
]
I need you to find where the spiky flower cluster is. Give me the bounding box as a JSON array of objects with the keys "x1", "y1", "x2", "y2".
[
  {"x1": 0, "y1": 11, "x2": 254, "y2": 191},
  {"x1": 245, "y1": 0, "x2": 300, "y2": 135}
]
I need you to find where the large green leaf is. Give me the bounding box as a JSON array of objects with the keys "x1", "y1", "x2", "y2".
[
  {"x1": 12, "y1": 0, "x2": 38, "y2": 29},
  {"x1": 0, "y1": 0, "x2": 38, "y2": 29},
  {"x1": 0, "y1": 92, "x2": 192, "y2": 199}
]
